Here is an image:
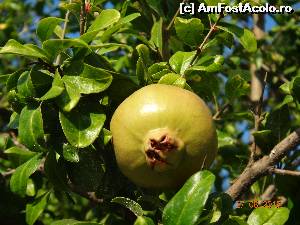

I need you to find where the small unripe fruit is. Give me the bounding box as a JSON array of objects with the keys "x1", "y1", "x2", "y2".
[{"x1": 110, "y1": 84, "x2": 217, "y2": 188}]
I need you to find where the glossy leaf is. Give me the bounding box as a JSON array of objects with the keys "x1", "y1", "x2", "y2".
[
  {"x1": 19, "y1": 105, "x2": 46, "y2": 152},
  {"x1": 150, "y1": 18, "x2": 163, "y2": 56},
  {"x1": 247, "y1": 207, "x2": 290, "y2": 225},
  {"x1": 10, "y1": 153, "x2": 43, "y2": 197},
  {"x1": 217, "y1": 130, "x2": 236, "y2": 148},
  {"x1": 39, "y1": 70, "x2": 64, "y2": 101},
  {"x1": 217, "y1": 22, "x2": 257, "y2": 52},
  {"x1": 100, "y1": 13, "x2": 140, "y2": 42},
  {"x1": 63, "y1": 144, "x2": 79, "y2": 163},
  {"x1": 59, "y1": 102, "x2": 106, "y2": 148},
  {"x1": 42, "y1": 39, "x2": 90, "y2": 61},
  {"x1": 186, "y1": 55, "x2": 224, "y2": 73},
  {"x1": 26, "y1": 192, "x2": 51, "y2": 225},
  {"x1": 175, "y1": 17, "x2": 204, "y2": 46},
  {"x1": 87, "y1": 9, "x2": 120, "y2": 32},
  {"x1": 169, "y1": 51, "x2": 196, "y2": 75},
  {"x1": 158, "y1": 73, "x2": 191, "y2": 90},
  {"x1": 0, "y1": 39, "x2": 49, "y2": 61},
  {"x1": 37, "y1": 17, "x2": 64, "y2": 41},
  {"x1": 162, "y1": 170, "x2": 215, "y2": 225},
  {"x1": 17, "y1": 70, "x2": 36, "y2": 97},
  {"x1": 4, "y1": 146, "x2": 36, "y2": 165},
  {"x1": 134, "y1": 216, "x2": 155, "y2": 225},
  {"x1": 56, "y1": 79, "x2": 81, "y2": 112},
  {"x1": 62, "y1": 63, "x2": 112, "y2": 94},
  {"x1": 111, "y1": 197, "x2": 143, "y2": 217},
  {"x1": 99, "y1": 128, "x2": 112, "y2": 146}
]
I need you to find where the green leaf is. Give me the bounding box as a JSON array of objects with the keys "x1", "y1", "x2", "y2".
[
  {"x1": 217, "y1": 130, "x2": 235, "y2": 148},
  {"x1": 59, "y1": 102, "x2": 106, "y2": 148},
  {"x1": 17, "y1": 70, "x2": 36, "y2": 97},
  {"x1": 175, "y1": 17, "x2": 204, "y2": 46},
  {"x1": 99, "y1": 128, "x2": 112, "y2": 146},
  {"x1": 111, "y1": 197, "x2": 143, "y2": 217},
  {"x1": 65, "y1": 147, "x2": 104, "y2": 192},
  {"x1": 247, "y1": 207, "x2": 290, "y2": 225},
  {"x1": 10, "y1": 153, "x2": 43, "y2": 197},
  {"x1": 26, "y1": 192, "x2": 51, "y2": 225},
  {"x1": 225, "y1": 75, "x2": 250, "y2": 100},
  {"x1": 42, "y1": 39, "x2": 90, "y2": 61},
  {"x1": 100, "y1": 13, "x2": 141, "y2": 42},
  {"x1": 162, "y1": 170, "x2": 215, "y2": 225},
  {"x1": 186, "y1": 55, "x2": 224, "y2": 73},
  {"x1": 290, "y1": 75, "x2": 300, "y2": 101},
  {"x1": 148, "y1": 62, "x2": 169, "y2": 75},
  {"x1": 7, "y1": 90, "x2": 27, "y2": 113},
  {"x1": 38, "y1": 70, "x2": 64, "y2": 101},
  {"x1": 87, "y1": 9, "x2": 120, "y2": 32},
  {"x1": 19, "y1": 105, "x2": 46, "y2": 152},
  {"x1": 279, "y1": 82, "x2": 290, "y2": 95},
  {"x1": 62, "y1": 63, "x2": 112, "y2": 94},
  {"x1": 264, "y1": 105, "x2": 290, "y2": 140},
  {"x1": 7, "y1": 112, "x2": 19, "y2": 129},
  {"x1": 217, "y1": 22, "x2": 257, "y2": 52},
  {"x1": 136, "y1": 44, "x2": 151, "y2": 67},
  {"x1": 145, "y1": 0, "x2": 164, "y2": 16},
  {"x1": 51, "y1": 219, "x2": 100, "y2": 225},
  {"x1": 6, "y1": 69, "x2": 25, "y2": 91},
  {"x1": 4, "y1": 146, "x2": 36, "y2": 166},
  {"x1": 30, "y1": 67, "x2": 53, "y2": 97},
  {"x1": 136, "y1": 57, "x2": 147, "y2": 86},
  {"x1": 223, "y1": 216, "x2": 248, "y2": 225},
  {"x1": 63, "y1": 143, "x2": 79, "y2": 163},
  {"x1": 169, "y1": 51, "x2": 196, "y2": 75},
  {"x1": 158, "y1": 73, "x2": 191, "y2": 90},
  {"x1": 56, "y1": 79, "x2": 81, "y2": 112},
  {"x1": 134, "y1": 216, "x2": 155, "y2": 225},
  {"x1": 44, "y1": 150, "x2": 69, "y2": 190},
  {"x1": 0, "y1": 39, "x2": 50, "y2": 61},
  {"x1": 150, "y1": 18, "x2": 163, "y2": 56},
  {"x1": 37, "y1": 17, "x2": 64, "y2": 42}
]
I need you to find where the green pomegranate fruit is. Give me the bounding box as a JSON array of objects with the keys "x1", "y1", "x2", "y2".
[{"x1": 110, "y1": 84, "x2": 217, "y2": 188}]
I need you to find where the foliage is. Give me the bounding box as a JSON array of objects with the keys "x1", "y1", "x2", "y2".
[{"x1": 0, "y1": 0, "x2": 299, "y2": 224}]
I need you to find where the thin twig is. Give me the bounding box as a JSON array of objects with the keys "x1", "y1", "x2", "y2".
[
  {"x1": 213, "y1": 103, "x2": 230, "y2": 120},
  {"x1": 189, "y1": 14, "x2": 223, "y2": 66},
  {"x1": 80, "y1": 0, "x2": 86, "y2": 35},
  {"x1": 166, "y1": 0, "x2": 188, "y2": 31},
  {"x1": 270, "y1": 168, "x2": 300, "y2": 177},
  {"x1": 55, "y1": 0, "x2": 72, "y2": 65},
  {"x1": 1, "y1": 169, "x2": 16, "y2": 177}
]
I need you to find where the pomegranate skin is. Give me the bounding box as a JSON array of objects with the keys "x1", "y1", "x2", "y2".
[{"x1": 110, "y1": 84, "x2": 217, "y2": 188}]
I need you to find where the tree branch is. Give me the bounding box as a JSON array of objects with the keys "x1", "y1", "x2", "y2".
[
  {"x1": 270, "y1": 168, "x2": 300, "y2": 177},
  {"x1": 189, "y1": 14, "x2": 223, "y2": 66},
  {"x1": 226, "y1": 128, "x2": 300, "y2": 201},
  {"x1": 80, "y1": 0, "x2": 86, "y2": 35}
]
